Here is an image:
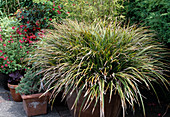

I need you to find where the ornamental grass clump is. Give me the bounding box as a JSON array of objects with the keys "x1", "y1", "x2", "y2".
[{"x1": 30, "y1": 20, "x2": 169, "y2": 117}]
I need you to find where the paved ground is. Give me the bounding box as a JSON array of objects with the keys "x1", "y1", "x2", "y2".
[
  {"x1": 0, "y1": 86, "x2": 71, "y2": 117},
  {"x1": 0, "y1": 85, "x2": 170, "y2": 117}
]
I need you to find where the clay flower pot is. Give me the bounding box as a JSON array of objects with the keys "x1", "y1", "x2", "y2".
[
  {"x1": 21, "y1": 92, "x2": 51, "y2": 117},
  {"x1": 8, "y1": 83, "x2": 22, "y2": 102},
  {"x1": 66, "y1": 90, "x2": 121, "y2": 117}
]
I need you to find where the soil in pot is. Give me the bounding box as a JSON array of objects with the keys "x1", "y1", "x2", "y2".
[
  {"x1": 21, "y1": 92, "x2": 50, "y2": 117},
  {"x1": 8, "y1": 83, "x2": 22, "y2": 102},
  {"x1": 66, "y1": 90, "x2": 121, "y2": 117}
]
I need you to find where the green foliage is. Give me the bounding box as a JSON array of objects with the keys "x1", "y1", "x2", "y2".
[
  {"x1": 33, "y1": 0, "x2": 49, "y2": 3},
  {"x1": 0, "y1": 15, "x2": 32, "y2": 74},
  {"x1": 64, "y1": 0, "x2": 125, "y2": 23},
  {"x1": 16, "y1": 1, "x2": 68, "y2": 34},
  {"x1": 0, "y1": 0, "x2": 33, "y2": 15},
  {"x1": 124, "y1": 0, "x2": 170, "y2": 44},
  {"x1": 16, "y1": 69, "x2": 41, "y2": 95},
  {"x1": 30, "y1": 20, "x2": 169, "y2": 116}
]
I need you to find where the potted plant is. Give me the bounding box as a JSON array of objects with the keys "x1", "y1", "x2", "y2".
[
  {"x1": 29, "y1": 20, "x2": 169, "y2": 117},
  {"x1": 7, "y1": 70, "x2": 23, "y2": 102},
  {"x1": 16, "y1": 69, "x2": 50, "y2": 117}
]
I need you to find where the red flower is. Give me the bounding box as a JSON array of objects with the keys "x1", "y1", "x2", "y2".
[
  {"x1": 11, "y1": 41, "x2": 14, "y2": 43},
  {"x1": 5, "y1": 64, "x2": 8, "y2": 67},
  {"x1": 7, "y1": 61, "x2": 10, "y2": 64},
  {"x1": 53, "y1": 4, "x2": 55, "y2": 7},
  {"x1": 32, "y1": 35, "x2": 37, "y2": 39},
  {"x1": 58, "y1": 6, "x2": 61, "y2": 9},
  {"x1": 73, "y1": 4, "x2": 75, "y2": 6},
  {"x1": 4, "y1": 57, "x2": 7, "y2": 60},
  {"x1": 11, "y1": 38, "x2": 13, "y2": 40},
  {"x1": 27, "y1": 51, "x2": 29, "y2": 54},
  {"x1": 3, "y1": 44, "x2": 6, "y2": 47},
  {"x1": 8, "y1": 41, "x2": 10, "y2": 43},
  {"x1": 36, "y1": 21, "x2": 39, "y2": 26},
  {"x1": 158, "y1": 113, "x2": 161, "y2": 116},
  {"x1": 52, "y1": 8, "x2": 55, "y2": 11},
  {"x1": 0, "y1": 38, "x2": 2, "y2": 41},
  {"x1": 23, "y1": 37, "x2": 25, "y2": 40},
  {"x1": 21, "y1": 16, "x2": 24, "y2": 19},
  {"x1": 29, "y1": 41, "x2": 33, "y2": 44},
  {"x1": 20, "y1": 46, "x2": 22, "y2": 48},
  {"x1": 19, "y1": 40, "x2": 24, "y2": 43},
  {"x1": 0, "y1": 50, "x2": 2, "y2": 53},
  {"x1": 27, "y1": 21, "x2": 30, "y2": 24},
  {"x1": 20, "y1": 25, "x2": 24, "y2": 28},
  {"x1": 36, "y1": 27, "x2": 41, "y2": 31},
  {"x1": 57, "y1": 10, "x2": 61, "y2": 14},
  {"x1": 1, "y1": 66, "x2": 4, "y2": 68},
  {"x1": 24, "y1": 29, "x2": 27, "y2": 32},
  {"x1": 44, "y1": 18, "x2": 46, "y2": 20},
  {"x1": 67, "y1": 12, "x2": 70, "y2": 14},
  {"x1": 49, "y1": 18, "x2": 52, "y2": 21},
  {"x1": 0, "y1": 56, "x2": 4, "y2": 58},
  {"x1": 12, "y1": 27, "x2": 15, "y2": 29}
]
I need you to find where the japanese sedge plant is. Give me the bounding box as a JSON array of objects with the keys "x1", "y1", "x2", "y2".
[{"x1": 30, "y1": 20, "x2": 169, "y2": 117}]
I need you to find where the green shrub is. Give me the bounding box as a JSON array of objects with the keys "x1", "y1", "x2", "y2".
[
  {"x1": 0, "y1": 14, "x2": 33, "y2": 74},
  {"x1": 124, "y1": 0, "x2": 170, "y2": 44},
  {"x1": 16, "y1": 1, "x2": 68, "y2": 39},
  {"x1": 16, "y1": 69, "x2": 41, "y2": 95},
  {"x1": 0, "y1": 0, "x2": 33, "y2": 15},
  {"x1": 30, "y1": 20, "x2": 169, "y2": 116},
  {"x1": 64, "y1": 0, "x2": 125, "y2": 23}
]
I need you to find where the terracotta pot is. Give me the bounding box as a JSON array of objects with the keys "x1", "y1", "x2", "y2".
[
  {"x1": 66, "y1": 90, "x2": 121, "y2": 117},
  {"x1": 8, "y1": 83, "x2": 22, "y2": 102},
  {"x1": 21, "y1": 92, "x2": 50, "y2": 117}
]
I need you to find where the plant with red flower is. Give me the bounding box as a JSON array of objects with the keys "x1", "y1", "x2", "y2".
[{"x1": 0, "y1": 15, "x2": 33, "y2": 75}]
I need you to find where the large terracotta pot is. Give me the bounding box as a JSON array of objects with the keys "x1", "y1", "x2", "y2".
[
  {"x1": 8, "y1": 83, "x2": 22, "y2": 102},
  {"x1": 66, "y1": 90, "x2": 121, "y2": 117},
  {"x1": 21, "y1": 92, "x2": 50, "y2": 117}
]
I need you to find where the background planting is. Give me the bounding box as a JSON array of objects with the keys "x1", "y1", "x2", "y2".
[{"x1": 124, "y1": 0, "x2": 170, "y2": 44}]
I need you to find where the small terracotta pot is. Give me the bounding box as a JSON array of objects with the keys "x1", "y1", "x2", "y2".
[
  {"x1": 21, "y1": 92, "x2": 51, "y2": 117},
  {"x1": 66, "y1": 90, "x2": 121, "y2": 117},
  {"x1": 8, "y1": 83, "x2": 22, "y2": 102}
]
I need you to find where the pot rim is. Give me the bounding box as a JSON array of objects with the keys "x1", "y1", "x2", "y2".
[
  {"x1": 21, "y1": 92, "x2": 51, "y2": 100},
  {"x1": 8, "y1": 83, "x2": 18, "y2": 89}
]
